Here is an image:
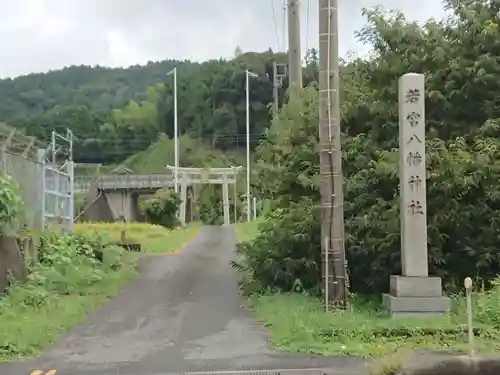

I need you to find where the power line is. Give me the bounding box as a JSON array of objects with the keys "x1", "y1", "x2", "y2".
[
  {"x1": 271, "y1": 0, "x2": 282, "y2": 51},
  {"x1": 71, "y1": 133, "x2": 314, "y2": 147},
  {"x1": 69, "y1": 133, "x2": 270, "y2": 141},
  {"x1": 282, "y1": 0, "x2": 288, "y2": 52}
]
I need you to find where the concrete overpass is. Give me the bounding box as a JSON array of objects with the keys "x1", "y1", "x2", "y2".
[
  {"x1": 75, "y1": 174, "x2": 194, "y2": 223},
  {"x1": 74, "y1": 174, "x2": 182, "y2": 193}
]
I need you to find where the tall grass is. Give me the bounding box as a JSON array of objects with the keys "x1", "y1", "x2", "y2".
[{"x1": 74, "y1": 221, "x2": 201, "y2": 253}]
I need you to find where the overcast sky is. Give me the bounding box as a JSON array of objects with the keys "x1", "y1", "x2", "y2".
[{"x1": 0, "y1": 0, "x2": 447, "y2": 78}]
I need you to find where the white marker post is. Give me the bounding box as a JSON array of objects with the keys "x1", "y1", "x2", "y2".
[
  {"x1": 324, "y1": 237, "x2": 329, "y2": 312},
  {"x1": 464, "y1": 277, "x2": 474, "y2": 357}
]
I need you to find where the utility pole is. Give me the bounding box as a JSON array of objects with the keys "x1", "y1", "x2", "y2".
[
  {"x1": 273, "y1": 62, "x2": 279, "y2": 117},
  {"x1": 318, "y1": 0, "x2": 346, "y2": 305},
  {"x1": 167, "y1": 67, "x2": 179, "y2": 193},
  {"x1": 287, "y1": 0, "x2": 302, "y2": 89},
  {"x1": 272, "y1": 62, "x2": 287, "y2": 117},
  {"x1": 245, "y1": 69, "x2": 258, "y2": 222}
]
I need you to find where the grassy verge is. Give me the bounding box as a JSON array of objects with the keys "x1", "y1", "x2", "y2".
[
  {"x1": 250, "y1": 292, "x2": 500, "y2": 357},
  {"x1": 0, "y1": 233, "x2": 138, "y2": 361},
  {"x1": 0, "y1": 259, "x2": 137, "y2": 361},
  {"x1": 234, "y1": 220, "x2": 262, "y2": 242},
  {"x1": 233, "y1": 219, "x2": 500, "y2": 357},
  {"x1": 74, "y1": 222, "x2": 201, "y2": 253}
]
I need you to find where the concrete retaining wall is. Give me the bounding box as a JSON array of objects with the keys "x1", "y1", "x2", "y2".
[
  {"x1": 0, "y1": 151, "x2": 44, "y2": 230},
  {"x1": 0, "y1": 151, "x2": 42, "y2": 289},
  {"x1": 401, "y1": 356, "x2": 500, "y2": 375}
]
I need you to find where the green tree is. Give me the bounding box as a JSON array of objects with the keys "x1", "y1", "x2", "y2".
[
  {"x1": 235, "y1": 0, "x2": 500, "y2": 295},
  {"x1": 140, "y1": 189, "x2": 180, "y2": 228}
]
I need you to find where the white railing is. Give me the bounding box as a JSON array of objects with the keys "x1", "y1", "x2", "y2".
[{"x1": 74, "y1": 174, "x2": 178, "y2": 192}]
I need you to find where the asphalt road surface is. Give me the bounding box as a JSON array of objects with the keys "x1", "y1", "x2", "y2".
[{"x1": 0, "y1": 226, "x2": 364, "y2": 375}]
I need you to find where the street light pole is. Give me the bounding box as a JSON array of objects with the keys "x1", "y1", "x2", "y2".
[
  {"x1": 167, "y1": 67, "x2": 179, "y2": 193},
  {"x1": 245, "y1": 69, "x2": 258, "y2": 222}
]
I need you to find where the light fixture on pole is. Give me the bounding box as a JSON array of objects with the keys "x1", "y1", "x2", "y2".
[
  {"x1": 167, "y1": 67, "x2": 179, "y2": 193},
  {"x1": 245, "y1": 69, "x2": 258, "y2": 222}
]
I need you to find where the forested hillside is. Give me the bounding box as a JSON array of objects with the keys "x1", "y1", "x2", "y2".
[{"x1": 0, "y1": 49, "x2": 316, "y2": 166}]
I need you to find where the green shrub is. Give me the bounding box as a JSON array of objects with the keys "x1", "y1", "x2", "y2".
[
  {"x1": 232, "y1": 201, "x2": 320, "y2": 295},
  {"x1": 140, "y1": 188, "x2": 180, "y2": 228},
  {"x1": 0, "y1": 175, "x2": 23, "y2": 235},
  {"x1": 102, "y1": 244, "x2": 127, "y2": 270}
]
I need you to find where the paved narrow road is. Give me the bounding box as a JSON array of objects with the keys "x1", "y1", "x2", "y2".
[{"x1": 1, "y1": 226, "x2": 364, "y2": 375}]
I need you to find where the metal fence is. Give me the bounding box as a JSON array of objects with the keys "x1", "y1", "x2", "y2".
[
  {"x1": 42, "y1": 159, "x2": 74, "y2": 232},
  {"x1": 0, "y1": 124, "x2": 74, "y2": 233},
  {"x1": 41, "y1": 130, "x2": 74, "y2": 232}
]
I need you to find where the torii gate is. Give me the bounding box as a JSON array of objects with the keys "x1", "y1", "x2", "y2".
[{"x1": 166, "y1": 165, "x2": 242, "y2": 225}]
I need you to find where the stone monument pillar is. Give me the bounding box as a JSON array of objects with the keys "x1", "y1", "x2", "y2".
[{"x1": 383, "y1": 73, "x2": 450, "y2": 317}]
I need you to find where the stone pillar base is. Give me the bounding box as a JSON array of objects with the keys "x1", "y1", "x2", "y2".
[{"x1": 383, "y1": 275, "x2": 451, "y2": 318}]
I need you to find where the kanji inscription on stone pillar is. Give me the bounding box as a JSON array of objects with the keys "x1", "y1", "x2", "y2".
[{"x1": 399, "y1": 73, "x2": 428, "y2": 277}]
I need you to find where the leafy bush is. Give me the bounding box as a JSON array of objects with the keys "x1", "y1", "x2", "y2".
[
  {"x1": 140, "y1": 188, "x2": 180, "y2": 228},
  {"x1": 233, "y1": 201, "x2": 320, "y2": 295},
  {"x1": 0, "y1": 175, "x2": 23, "y2": 235}
]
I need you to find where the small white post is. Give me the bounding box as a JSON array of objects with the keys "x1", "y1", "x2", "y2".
[
  {"x1": 67, "y1": 160, "x2": 74, "y2": 233},
  {"x1": 324, "y1": 236, "x2": 329, "y2": 312},
  {"x1": 464, "y1": 277, "x2": 474, "y2": 357},
  {"x1": 173, "y1": 67, "x2": 179, "y2": 194},
  {"x1": 37, "y1": 148, "x2": 46, "y2": 230},
  {"x1": 167, "y1": 67, "x2": 179, "y2": 193},
  {"x1": 253, "y1": 196, "x2": 257, "y2": 220}
]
